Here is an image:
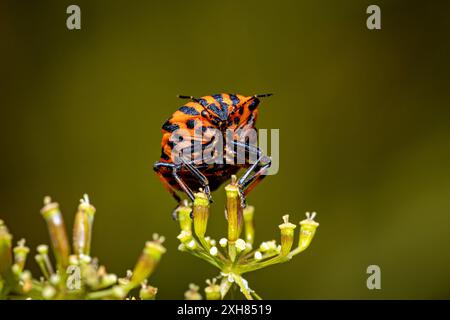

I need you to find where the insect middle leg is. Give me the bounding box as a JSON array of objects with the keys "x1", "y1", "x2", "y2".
[{"x1": 153, "y1": 162, "x2": 182, "y2": 202}]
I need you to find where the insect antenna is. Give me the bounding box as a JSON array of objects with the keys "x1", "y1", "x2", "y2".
[
  {"x1": 253, "y1": 93, "x2": 273, "y2": 98},
  {"x1": 177, "y1": 95, "x2": 201, "y2": 103},
  {"x1": 241, "y1": 93, "x2": 273, "y2": 108}
]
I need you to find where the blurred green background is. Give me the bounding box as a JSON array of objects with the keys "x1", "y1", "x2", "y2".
[{"x1": 1, "y1": 0, "x2": 450, "y2": 299}]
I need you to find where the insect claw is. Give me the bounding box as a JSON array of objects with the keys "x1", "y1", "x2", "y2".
[
  {"x1": 204, "y1": 185, "x2": 213, "y2": 203},
  {"x1": 237, "y1": 187, "x2": 247, "y2": 208}
]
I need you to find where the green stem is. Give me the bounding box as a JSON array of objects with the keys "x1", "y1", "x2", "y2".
[
  {"x1": 233, "y1": 275, "x2": 253, "y2": 300},
  {"x1": 288, "y1": 247, "x2": 306, "y2": 258},
  {"x1": 86, "y1": 288, "x2": 117, "y2": 300},
  {"x1": 251, "y1": 291, "x2": 263, "y2": 300},
  {"x1": 239, "y1": 250, "x2": 278, "y2": 264},
  {"x1": 197, "y1": 236, "x2": 227, "y2": 264},
  {"x1": 239, "y1": 255, "x2": 290, "y2": 274},
  {"x1": 188, "y1": 247, "x2": 222, "y2": 269},
  {"x1": 228, "y1": 243, "x2": 237, "y2": 263}
]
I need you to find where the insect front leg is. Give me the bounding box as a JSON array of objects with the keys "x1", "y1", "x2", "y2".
[
  {"x1": 230, "y1": 141, "x2": 272, "y2": 207},
  {"x1": 180, "y1": 158, "x2": 213, "y2": 202},
  {"x1": 237, "y1": 156, "x2": 271, "y2": 207},
  {"x1": 172, "y1": 166, "x2": 196, "y2": 202},
  {"x1": 239, "y1": 156, "x2": 271, "y2": 195}
]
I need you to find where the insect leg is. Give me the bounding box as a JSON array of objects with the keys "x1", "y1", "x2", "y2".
[
  {"x1": 240, "y1": 158, "x2": 272, "y2": 196},
  {"x1": 180, "y1": 158, "x2": 212, "y2": 202},
  {"x1": 239, "y1": 156, "x2": 271, "y2": 207},
  {"x1": 154, "y1": 161, "x2": 200, "y2": 219},
  {"x1": 153, "y1": 161, "x2": 196, "y2": 202},
  {"x1": 153, "y1": 162, "x2": 182, "y2": 203},
  {"x1": 154, "y1": 162, "x2": 187, "y2": 219},
  {"x1": 172, "y1": 167, "x2": 196, "y2": 203},
  {"x1": 230, "y1": 141, "x2": 272, "y2": 207}
]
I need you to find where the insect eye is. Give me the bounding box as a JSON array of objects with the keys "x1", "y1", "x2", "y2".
[{"x1": 201, "y1": 110, "x2": 209, "y2": 118}]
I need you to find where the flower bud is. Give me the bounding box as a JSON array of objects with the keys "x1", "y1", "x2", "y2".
[
  {"x1": 69, "y1": 255, "x2": 79, "y2": 266},
  {"x1": 130, "y1": 236, "x2": 166, "y2": 288},
  {"x1": 13, "y1": 239, "x2": 30, "y2": 272},
  {"x1": 79, "y1": 254, "x2": 91, "y2": 264},
  {"x1": 243, "y1": 206, "x2": 255, "y2": 245},
  {"x1": 185, "y1": 283, "x2": 202, "y2": 300},
  {"x1": 20, "y1": 270, "x2": 33, "y2": 293},
  {"x1": 36, "y1": 244, "x2": 54, "y2": 278},
  {"x1": 298, "y1": 212, "x2": 319, "y2": 252},
  {"x1": 205, "y1": 278, "x2": 221, "y2": 300},
  {"x1": 40, "y1": 197, "x2": 70, "y2": 269},
  {"x1": 254, "y1": 251, "x2": 263, "y2": 260},
  {"x1": 225, "y1": 176, "x2": 242, "y2": 243},
  {"x1": 42, "y1": 285, "x2": 56, "y2": 299},
  {"x1": 278, "y1": 215, "x2": 296, "y2": 256},
  {"x1": 219, "y1": 238, "x2": 227, "y2": 247},
  {"x1": 72, "y1": 210, "x2": 88, "y2": 256},
  {"x1": 193, "y1": 191, "x2": 210, "y2": 239},
  {"x1": 140, "y1": 283, "x2": 158, "y2": 300},
  {"x1": 235, "y1": 239, "x2": 247, "y2": 252},
  {"x1": 100, "y1": 273, "x2": 118, "y2": 289},
  {"x1": 0, "y1": 221, "x2": 12, "y2": 277},
  {"x1": 259, "y1": 240, "x2": 277, "y2": 253},
  {"x1": 83, "y1": 264, "x2": 100, "y2": 288},
  {"x1": 187, "y1": 239, "x2": 197, "y2": 250},
  {"x1": 37, "y1": 244, "x2": 49, "y2": 255},
  {"x1": 73, "y1": 194, "x2": 95, "y2": 256},
  {"x1": 209, "y1": 246, "x2": 218, "y2": 256},
  {"x1": 177, "y1": 230, "x2": 193, "y2": 244},
  {"x1": 177, "y1": 200, "x2": 193, "y2": 232},
  {"x1": 207, "y1": 237, "x2": 216, "y2": 246},
  {"x1": 50, "y1": 273, "x2": 61, "y2": 286}
]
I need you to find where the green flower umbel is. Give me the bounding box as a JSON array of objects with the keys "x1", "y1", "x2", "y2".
[
  {"x1": 0, "y1": 194, "x2": 166, "y2": 300},
  {"x1": 176, "y1": 175, "x2": 320, "y2": 300}
]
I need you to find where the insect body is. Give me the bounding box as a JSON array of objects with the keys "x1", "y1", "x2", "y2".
[{"x1": 153, "y1": 93, "x2": 272, "y2": 209}]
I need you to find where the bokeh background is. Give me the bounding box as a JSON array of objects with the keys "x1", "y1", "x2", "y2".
[{"x1": 1, "y1": 0, "x2": 450, "y2": 299}]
